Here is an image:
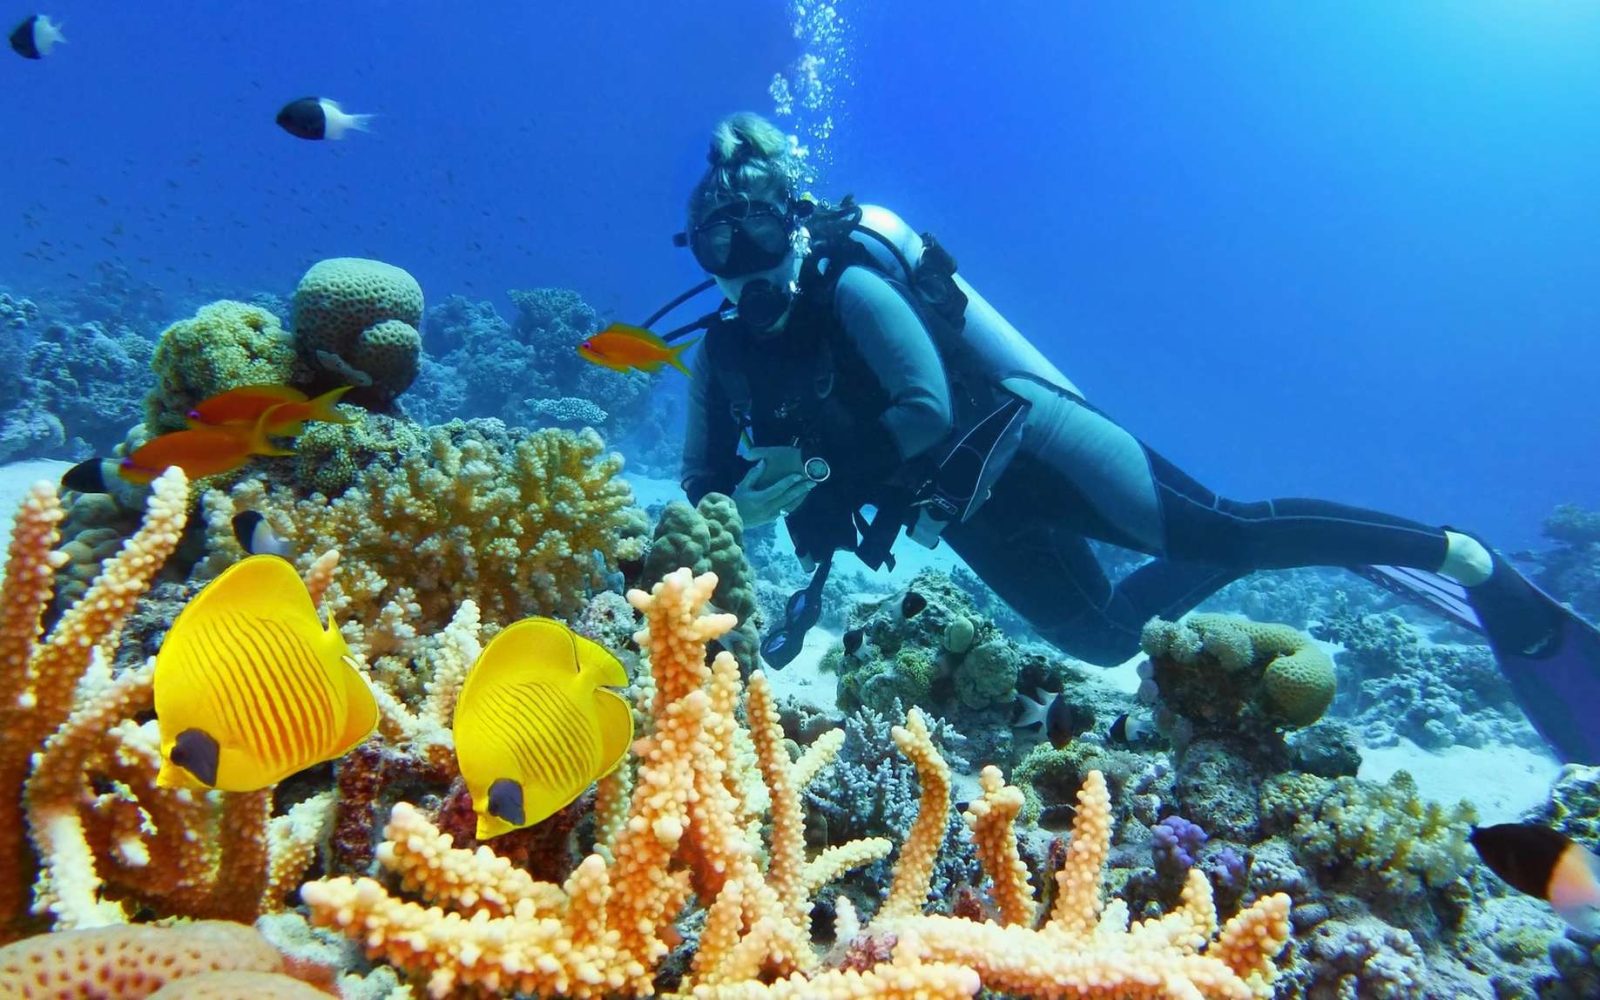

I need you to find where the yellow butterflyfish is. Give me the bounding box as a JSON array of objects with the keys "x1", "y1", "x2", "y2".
[
  {"x1": 153, "y1": 554, "x2": 378, "y2": 792},
  {"x1": 452, "y1": 616, "x2": 634, "y2": 839}
]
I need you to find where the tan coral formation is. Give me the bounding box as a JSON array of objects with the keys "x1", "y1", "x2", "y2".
[
  {"x1": 304, "y1": 567, "x2": 1295, "y2": 999},
  {"x1": 202, "y1": 422, "x2": 641, "y2": 635}
]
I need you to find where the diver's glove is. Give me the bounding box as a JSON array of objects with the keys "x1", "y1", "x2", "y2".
[{"x1": 732, "y1": 448, "x2": 816, "y2": 527}]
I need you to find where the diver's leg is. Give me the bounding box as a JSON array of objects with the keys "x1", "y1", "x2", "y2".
[
  {"x1": 1144, "y1": 448, "x2": 1450, "y2": 571},
  {"x1": 942, "y1": 457, "x2": 1149, "y2": 665}
]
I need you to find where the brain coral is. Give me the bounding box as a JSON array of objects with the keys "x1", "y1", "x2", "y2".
[
  {"x1": 292, "y1": 258, "x2": 423, "y2": 408},
  {"x1": 145, "y1": 301, "x2": 298, "y2": 433},
  {"x1": 202, "y1": 418, "x2": 642, "y2": 634},
  {"x1": 1142, "y1": 613, "x2": 1335, "y2": 729}
]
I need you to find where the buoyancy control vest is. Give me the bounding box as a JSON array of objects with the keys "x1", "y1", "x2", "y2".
[{"x1": 706, "y1": 199, "x2": 1086, "y2": 558}]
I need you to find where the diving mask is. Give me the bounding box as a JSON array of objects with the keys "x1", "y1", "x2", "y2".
[{"x1": 678, "y1": 199, "x2": 795, "y2": 278}]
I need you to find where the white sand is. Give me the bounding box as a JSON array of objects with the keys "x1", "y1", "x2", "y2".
[
  {"x1": 0, "y1": 459, "x2": 71, "y2": 554},
  {"x1": 1358, "y1": 738, "x2": 1562, "y2": 824}
]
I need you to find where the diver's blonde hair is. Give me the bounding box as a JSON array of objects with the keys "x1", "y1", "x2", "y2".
[{"x1": 687, "y1": 112, "x2": 798, "y2": 226}]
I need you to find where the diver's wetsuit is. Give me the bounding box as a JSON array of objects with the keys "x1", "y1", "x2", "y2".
[{"x1": 681, "y1": 264, "x2": 1450, "y2": 666}]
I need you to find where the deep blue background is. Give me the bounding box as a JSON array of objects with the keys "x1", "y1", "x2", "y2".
[{"x1": 3, "y1": 1, "x2": 1597, "y2": 550}]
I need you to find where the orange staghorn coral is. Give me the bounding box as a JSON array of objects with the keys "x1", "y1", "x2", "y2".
[
  {"x1": 0, "y1": 470, "x2": 331, "y2": 939},
  {"x1": 867, "y1": 760, "x2": 1295, "y2": 999},
  {"x1": 301, "y1": 567, "x2": 1295, "y2": 999},
  {"x1": 300, "y1": 568, "x2": 918, "y2": 999}
]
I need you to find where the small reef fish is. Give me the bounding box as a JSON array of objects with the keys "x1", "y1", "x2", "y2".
[
  {"x1": 118, "y1": 414, "x2": 291, "y2": 485},
  {"x1": 901, "y1": 591, "x2": 927, "y2": 618},
  {"x1": 9, "y1": 14, "x2": 64, "y2": 59},
  {"x1": 232, "y1": 510, "x2": 294, "y2": 559},
  {"x1": 1108, "y1": 710, "x2": 1157, "y2": 747},
  {"x1": 1011, "y1": 687, "x2": 1095, "y2": 749},
  {"x1": 578, "y1": 323, "x2": 698, "y2": 375},
  {"x1": 1470, "y1": 823, "x2": 1600, "y2": 934},
  {"x1": 60, "y1": 457, "x2": 119, "y2": 494},
  {"x1": 453, "y1": 617, "x2": 634, "y2": 839},
  {"x1": 842, "y1": 627, "x2": 865, "y2": 656},
  {"x1": 154, "y1": 554, "x2": 378, "y2": 791},
  {"x1": 189, "y1": 384, "x2": 352, "y2": 436},
  {"x1": 276, "y1": 97, "x2": 374, "y2": 141}
]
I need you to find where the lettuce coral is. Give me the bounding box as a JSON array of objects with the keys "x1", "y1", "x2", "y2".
[{"x1": 202, "y1": 418, "x2": 642, "y2": 633}]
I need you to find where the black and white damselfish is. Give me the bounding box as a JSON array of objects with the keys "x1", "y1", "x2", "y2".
[
  {"x1": 1469, "y1": 822, "x2": 1600, "y2": 933},
  {"x1": 9, "y1": 13, "x2": 65, "y2": 59},
  {"x1": 275, "y1": 97, "x2": 374, "y2": 141}
]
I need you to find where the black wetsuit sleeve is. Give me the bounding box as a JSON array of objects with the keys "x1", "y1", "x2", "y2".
[
  {"x1": 680, "y1": 346, "x2": 742, "y2": 504},
  {"x1": 833, "y1": 266, "x2": 954, "y2": 465}
]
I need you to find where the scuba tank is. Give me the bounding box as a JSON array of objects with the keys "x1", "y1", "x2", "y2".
[{"x1": 847, "y1": 204, "x2": 1084, "y2": 401}]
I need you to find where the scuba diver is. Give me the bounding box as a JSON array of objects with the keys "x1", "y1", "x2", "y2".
[{"x1": 655, "y1": 112, "x2": 1600, "y2": 764}]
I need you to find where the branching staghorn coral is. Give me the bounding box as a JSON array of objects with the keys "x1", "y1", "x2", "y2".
[
  {"x1": 302, "y1": 568, "x2": 1296, "y2": 999},
  {"x1": 0, "y1": 470, "x2": 329, "y2": 940},
  {"x1": 202, "y1": 419, "x2": 643, "y2": 635}
]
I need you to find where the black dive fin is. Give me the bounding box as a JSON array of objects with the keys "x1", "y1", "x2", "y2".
[{"x1": 1353, "y1": 563, "x2": 1600, "y2": 765}]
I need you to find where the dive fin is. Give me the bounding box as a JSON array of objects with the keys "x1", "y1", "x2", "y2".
[{"x1": 1353, "y1": 563, "x2": 1600, "y2": 764}]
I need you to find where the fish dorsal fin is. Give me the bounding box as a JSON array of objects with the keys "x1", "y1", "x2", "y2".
[
  {"x1": 175, "y1": 554, "x2": 318, "y2": 632},
  {"x1": 572, "y1": 629, "x2": 629, "y2": 689},
  {"x1": 238, "y1": 384, "x2": 310, "y2": 403},
  {"x1": 612, "y1": 322, "x2": 668, "y2": 349},
  {"x1": 592, "y1": 687, "x2": 635, "y2": 777},
  {"x1": 458, "y1": 618, "x2": 580, "y2": 721}
]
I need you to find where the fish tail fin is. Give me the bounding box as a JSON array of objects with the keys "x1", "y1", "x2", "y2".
[
  {"x1": 249, "y1": 409, "x2": 295, "y2": 457},
  {"x1": 668, "y1": 336, "x2": 700, "y2": 375},
  {"x1": 323, "y1": 101, "x2": 376, "y2": 140},
  {"x1": 1010, "y1": 691, "x2": 1046, "y2": 730},
  {"x1": 308, "y1": 386, "x2": 356, "y2": 424}
]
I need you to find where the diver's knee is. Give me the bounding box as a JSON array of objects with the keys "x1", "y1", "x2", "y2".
[{"x1": 1041, "y1": 617, "x2": 1142, "y2": 667}]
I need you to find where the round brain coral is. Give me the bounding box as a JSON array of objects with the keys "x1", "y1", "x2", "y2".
[
  {"x1": 145, "y1": 300, "x2": 298, "y2": 433},
  {"x1": 1263, "y1": 644, "x2": 1337, "y2": 726},
  {"x1": 292, "y1": 257, "x2": 424, "y2": 408}
]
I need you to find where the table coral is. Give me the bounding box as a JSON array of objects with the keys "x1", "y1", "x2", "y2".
[
  {"x1": 292, "y1": 257, "x2": 424, "y2": 409},
  {"x1": 203, "y1": 418, "x2": 642, "y2": 633}
]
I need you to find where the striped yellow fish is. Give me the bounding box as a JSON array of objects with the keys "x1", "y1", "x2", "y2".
[
  {"x1": 153, "y1": 555, "x2": 378, "y2": 792},
  {"x1": 452, "y1": 617, "x2": 633, "y2": 839}
]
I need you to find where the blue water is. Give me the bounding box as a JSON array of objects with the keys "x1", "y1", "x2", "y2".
[{"x1": 5, "y1": 1, "x2": 1598, "y2": 549}]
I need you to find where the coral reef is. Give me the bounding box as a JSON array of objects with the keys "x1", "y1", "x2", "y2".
[
  {"x1": 0, "y1": 920, "x2": 310, "y2": 998},
  {"x1": 1261, "y1": 769, "x2": 1476, "y2": 934},
  {"x1": 643, "y1": 493, "x2": 763, "y2": 671},
  {"x1": 1312, "y1": 598, "x2": 1534, "y2": 750},
  {"x1": 801, "y1": 702, "x2": 979, "y2": 899},
  {"x1": 145, "y1": 300, "x2": 298, "y2": 433},
  {"x1": 202, "y1": 418, "x2": 642, "y2": 633},
  {"x1": 411, "y1": 289, "x2": 656, "y2": 442},
  {"x1": 292, "y1": 257, "x2": 424, "y2": 409},
  {"x1": 301, "y1": 569, "x2": 1294, "y2": 997},
  {"x1": 0, "y1": 471, "x2": 326, "y2": 941}
]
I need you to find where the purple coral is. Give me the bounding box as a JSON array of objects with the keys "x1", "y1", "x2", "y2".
[
  {"x1": 1152, "y1": 814, "x2": 1208, "y2": 877},
  {"x1": 1207, "y1": 845, "x2": 1247, "y2": 891}
]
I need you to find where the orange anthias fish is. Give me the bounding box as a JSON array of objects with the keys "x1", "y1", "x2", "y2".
[
  {"x1": 578, "y1": 323, "x2": 699, "y2": 376},
  {"x1": 188, "y1": 384, "x2": 353, "y2": 436},
  {"x1": 119, "y1": 410, "x2": 293, "y2": 485}
]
